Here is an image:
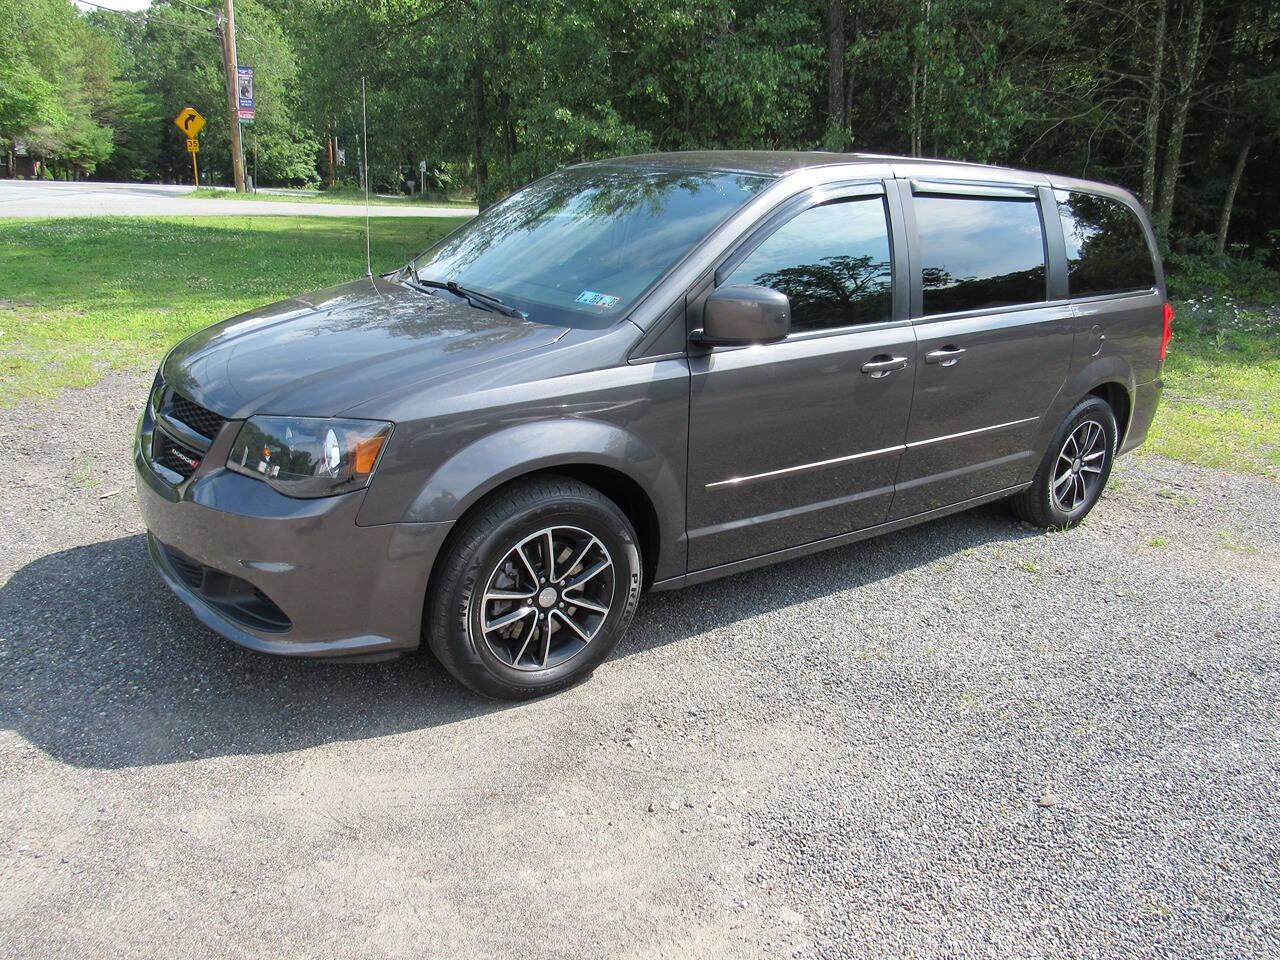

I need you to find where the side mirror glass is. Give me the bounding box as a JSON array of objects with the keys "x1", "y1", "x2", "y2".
[{"x1": 695, "y1": 284, "x2": 791, "y2": 346}]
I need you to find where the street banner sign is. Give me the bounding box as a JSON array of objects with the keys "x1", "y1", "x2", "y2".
[
  {"x1": 174, "y1": 107, "x2": 205, "y2": 137},
  {"x1": 186, "y1": 138, "x2": 200, "y2": 153},
  {"x1": 237, "y1": 66, "x2": 255, "y2": 121}
]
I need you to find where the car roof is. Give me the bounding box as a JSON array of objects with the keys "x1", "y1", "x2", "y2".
[
  {"x1": 588, "y1": 150, "x2": 1129, "y2": 198},
  {"x1": 596, "y1": 149, "x2": 1030, "y2": 177}
]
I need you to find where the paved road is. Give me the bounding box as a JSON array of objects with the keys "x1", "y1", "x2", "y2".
[
  {"x1": 1, "y1": 371, "x2": 1277, "y2": 958},
  {"x1": 0, "y1": 179, "x2": 476, "y2": 218}
]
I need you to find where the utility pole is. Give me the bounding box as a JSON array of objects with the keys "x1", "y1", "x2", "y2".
[{"x1": 218, "y1": 0, "x2": 247, "y2": 192}]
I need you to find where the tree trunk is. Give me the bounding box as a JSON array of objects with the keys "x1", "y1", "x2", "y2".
[
  {"x1": 1141, "y1": 0, "x2": 1167, "y2": 210},
  {"x1": 909, "y1": 59, "x2": 919, "y2": 156},
  {"x1": 472, "y1": 59, "x2": 488, "y2": 206},
  {"x1": 919, "y1": 0, "x2": 931, "y2": 156},
  {"x1": 844, "y1": 1, "x2": 858, "y2": 143},
  {"x1": 1214, "y1": 127, "x2": 1254, "y2": 255},
  {"x1": 496, "y1": 2, "x2": 515, "y2": 170},
  {"x1": 1153, "y1": 0, "x2": 1206, "y2": 243},
  {"x1": 906, "y1": 0, "x2": 926, "y2": 156},
  {"x1": 826, "y1": 0, "x2": 846, "y2": 133}
]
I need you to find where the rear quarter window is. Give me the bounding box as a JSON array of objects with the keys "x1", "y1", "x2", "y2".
[{"x1": 1056, "y1": 190, "x2": 1157, "y2": 297}]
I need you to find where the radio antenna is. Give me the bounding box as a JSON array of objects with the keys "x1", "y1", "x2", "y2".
[{"x1": 361, "y1": 75, "x2": 372, "y2": 280}]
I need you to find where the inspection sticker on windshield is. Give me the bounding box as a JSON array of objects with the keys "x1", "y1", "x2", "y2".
[{"x1": 575, "y1": 290, "x2": 620, "y2": 309}]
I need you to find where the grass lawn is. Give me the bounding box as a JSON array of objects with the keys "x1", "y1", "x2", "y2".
[
  {"x1": 1143, "y1": 298, "x2": 1280, "y2": 478},
  {"x1": 187, "y1": 186, "x2": 476, "y2": 208},
  {"x1": 0, "y1": 215, "x2": 467, "y2": 406},
  {"x1": 0, "y1": 216, "x2": 1276, "y2": 480}
]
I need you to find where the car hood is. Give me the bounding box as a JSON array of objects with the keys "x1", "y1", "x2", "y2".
[{"x1": 161, "y1": 276, "x2": 568, "y2": 418}]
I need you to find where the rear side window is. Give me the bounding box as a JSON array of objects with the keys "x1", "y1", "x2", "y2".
[
  {"x1": 914, "y1": 194, "x2": 1047, "y2": 315},
  {"x1": 723, "y1": 196, "x2": 893, "y2": 333},
  {"x1": 1057, "y1": 190, "x2": 1157, "y2": 297}
]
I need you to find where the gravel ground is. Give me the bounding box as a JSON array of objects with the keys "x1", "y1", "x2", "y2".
[{"x1": 1, "y1": 370, "x2": 1277, "y2": 959}]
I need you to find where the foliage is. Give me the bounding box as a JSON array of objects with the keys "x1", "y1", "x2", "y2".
[
  {"x1": 1166, "y1": 237, "x2": 1280, "y2": 305},
  {"x1": 0, "y1": 0, "x2": 119, "y2": 176},
  {"x1": 92, "y1": 0, "x2": 320, "y2": 186},
  {"x1": 2, "y1": 0, "x2": 1278, "y2": 255}
]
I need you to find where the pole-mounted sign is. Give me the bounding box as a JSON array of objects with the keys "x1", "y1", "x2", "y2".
[
  {"x1": 237, "y1": 66, "x2": 255, "y2": 122},
  {"x1": 175, "y1": 107, "x2": 206, "y2": 137},
  {"x1": 174, "y1": 107, "x2": 206, "y2": 185}
]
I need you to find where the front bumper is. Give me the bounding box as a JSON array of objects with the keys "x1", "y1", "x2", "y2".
[{"x1": 135, "y1": 442, "x2": 451, "y2": 659}]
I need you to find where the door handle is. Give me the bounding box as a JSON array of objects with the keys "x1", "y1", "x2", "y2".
[
  {"x1": 924, "y1": 345, "x2": 966, "y2": 366},
  {"x1": 860, "y1": 355, "x2": 909, "y2": 378}
]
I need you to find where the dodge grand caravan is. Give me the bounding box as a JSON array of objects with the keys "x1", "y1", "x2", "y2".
[{"x1": 135, "y1": 151, "x2": 1170, "y2": 699}]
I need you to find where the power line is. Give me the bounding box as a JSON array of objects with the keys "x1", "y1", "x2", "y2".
[
  {"x1": 167, "y1": 0, "x2": 262, "y2": 45},
  {"x1": 167, "y1": 0, "x2": 219, "y2": 17},
  {"x1": 76, "y1": 0, "x2": 259, "y2": 46},
  {"x1": 74, "y1": 0, "x2": 217, "y2": 36}
]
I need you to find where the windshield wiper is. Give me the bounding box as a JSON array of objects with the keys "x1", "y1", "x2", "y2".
[{"x1": 406, "y1": 268, "x2": 524, "y2": 319}]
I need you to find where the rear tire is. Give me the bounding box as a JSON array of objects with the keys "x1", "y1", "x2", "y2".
[
  {"x1": 1010, "y1": 396, "x2": 1117, "y2": 529},
  {"x1": 425, "y1": 475, "x2": 642, "y2": 700}
]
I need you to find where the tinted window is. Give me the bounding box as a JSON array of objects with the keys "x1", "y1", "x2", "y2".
[
  {"x1": 413, "y1": 167, "x2": 772, "y2": 328},
  {"x1": 1057, "y1": 190, "x2": 1157, "y2": 296},
  {"x1": 724, "y1": 197, "x2": 892, "y2": 333},
  {"x1": 915, "y1": 195, "x2": 1047, "y2": 315}
]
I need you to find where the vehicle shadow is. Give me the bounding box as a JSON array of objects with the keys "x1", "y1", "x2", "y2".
[{"x1": 0, "y1": 505, "x2": 1037, "y2": 770}]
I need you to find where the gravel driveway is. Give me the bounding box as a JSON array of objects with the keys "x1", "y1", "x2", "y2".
[{"x1": 2, "y1": 371, "x2": 1277, "y2": 959}]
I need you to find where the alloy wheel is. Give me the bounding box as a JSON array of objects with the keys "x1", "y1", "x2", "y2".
[
  {"x1": 1052, "y1": 418, "x2": 1107, "y2": 513},
  {"x1": 478, "y1": 525, "x2": 615, "y2": 672}
]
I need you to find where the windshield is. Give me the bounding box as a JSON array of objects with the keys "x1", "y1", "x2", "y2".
[{"x1": 411, "y1": 166, "x2": 773, "y2": 328}]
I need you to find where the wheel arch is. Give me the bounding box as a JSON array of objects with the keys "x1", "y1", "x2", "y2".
[
  {"x1": 1036, "y1": 355, "x2": 1137, "y2": 455},
  {"x1": 1087, "y1": 381, "x2": 1132, "y2": 445},
  {"x1": 404, "y1": 419, "x2": 685, "y2": 586}
]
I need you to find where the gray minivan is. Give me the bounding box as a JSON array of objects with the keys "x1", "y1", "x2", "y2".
[{"x1": 135, "y1": 151, "x2": 1171, "y2": 698}]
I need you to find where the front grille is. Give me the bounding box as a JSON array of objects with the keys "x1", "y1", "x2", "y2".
[
  {"x1": 158, "y1": 542, "x2": 292, "y2": 633},
  {"x1": 166, "y1": 392, "x2": 227, "y2": 444},
  {"x1": 153, "y1": 432, "x2": 203, "y2": 479}
]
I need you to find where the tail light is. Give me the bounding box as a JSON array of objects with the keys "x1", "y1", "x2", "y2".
[{"x1": 1160, "y1": 302, "x2": 1174, "y2": 361}]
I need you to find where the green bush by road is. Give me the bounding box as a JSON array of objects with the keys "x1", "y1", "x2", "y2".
[
  {"x1": 0, "y1": 215, "x2": 1276, "y2": 478},
  {"x1": 0, "y1": 215, "x2": 466, "y2": 406}
]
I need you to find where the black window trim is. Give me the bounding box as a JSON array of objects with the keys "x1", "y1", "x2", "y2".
[
  {"x1": 1053, "y1": 187, "x2": 1161, "y2": 301},
  {"x1": 898, "y1": 178, "x2": 1056, "y2": 324},
  {"x1": 708, "y1": 179, "x2": 906, "y2": 342}
]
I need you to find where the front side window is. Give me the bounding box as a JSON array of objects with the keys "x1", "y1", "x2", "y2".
[
  {"x1": 1057, "y1": 190, "x2": 1157, "y2": 297},
  {"x1": 413, "y1": 166, "x2": 772, "y2": 328},
  {"x1": 723, "y1": 197, "x2": 893, "y2": 333},
  {"x1": 915, "y1": 194, "x2": 1047, "y2": 315}
]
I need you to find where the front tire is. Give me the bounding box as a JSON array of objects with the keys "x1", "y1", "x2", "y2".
[
  {"x1": 1010, "y1": 396, "x2": 1117, "y2": 529},
  {"x1": 425, "y1": 476, "x2": 642, "y2": 699}
]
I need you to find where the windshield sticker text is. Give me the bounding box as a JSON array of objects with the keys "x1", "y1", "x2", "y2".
[{"x1": 575, "y1": 290, "x2": 620, "y2": 309}]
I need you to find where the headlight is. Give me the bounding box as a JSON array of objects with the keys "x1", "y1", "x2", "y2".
[
  {"x1": 227, "y1": 416, "x2": 393, "y2": 498},
  {"x1": 147, "y1": 370, "x2": 165, "y2": 416}
]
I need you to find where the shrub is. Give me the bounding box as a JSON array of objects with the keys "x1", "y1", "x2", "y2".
[{"x1": 1166, "y1": 233, "x2": 1280, "y2": 304}]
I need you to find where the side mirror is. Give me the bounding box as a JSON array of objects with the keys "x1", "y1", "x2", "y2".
[{"x1": 693, "y1": 284, "x2": 790, "y2": 346}]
